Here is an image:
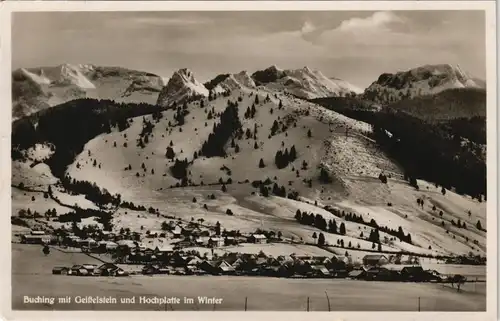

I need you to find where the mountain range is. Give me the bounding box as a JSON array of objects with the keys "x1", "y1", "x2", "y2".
[{"x1": 12, "y1": 64, "x2": 165, "y2": 119}]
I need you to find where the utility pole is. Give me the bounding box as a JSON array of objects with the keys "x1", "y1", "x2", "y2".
[
  {"x1": 244, "y1": 297, "x2": 248, "y2": 311},
  {"x1": 307, "y1": 297, "x2": 310, "y2": 312}
]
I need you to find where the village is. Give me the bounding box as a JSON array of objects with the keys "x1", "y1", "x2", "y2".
[{"x1": 17, "y1": 215, "x2": 473, "y2": 286}]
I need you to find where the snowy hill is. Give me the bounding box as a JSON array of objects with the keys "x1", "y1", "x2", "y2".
[
  {"x1": 12, "y1": 64, "x2": 164, "y2": 120},
  {"x1": 251, "y1": 65, "x2": 363, "y2": 99},
  {"x1": 362, "y1": 64, "x2": 485, "y2": 105},
  {"x1": 12, "y1": 77, "x2": 487, "y2": 260},
  {"x1": 156, "y1": 68, "x2": 209, "y2": 108}
]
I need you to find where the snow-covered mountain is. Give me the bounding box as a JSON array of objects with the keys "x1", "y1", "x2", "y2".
[
  {"x1": 156, "y1": 68, "x2": 209, "y2": 108},
  {"x1": 12, "y1": 64, "x2": 164, "y2": 119},
  {"x1": 362, "y1": 64, "x2": 485, "y2": 105},
  {"x1": 205, "y1": 71, "x2": 257, "y2": 93},
  {"x1": 250, "y1": 65, "x2": 363, "y2": 99}
]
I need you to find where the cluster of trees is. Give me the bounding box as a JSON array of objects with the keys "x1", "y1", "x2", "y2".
[
  {"x1": 61, "y1": 175, "x2": 121, "y2": 207},
  {"x1": 294, "y1": 210, "x2": 347, "y2": 235},
  {"x1": 120, "y1": 201, "x2": 147, "y2": 211},
  {"x1": 200, "y1": 100, "x2": 242, "y2": 157},
  {"x1": 137, "y1": 116, "x2": 155, "y2": 148},
  {"x1": 251, "y1": 178, "x2": 298, "y2": 200},
  {"x1": 244, "y1": 104, "x2": 257, "y2": 119},
  {"x1": 170, "y1": 158, "x2": 189, "y2": 180},
  {"x1": 56, "y1": 208, "x2": 113, "y2": 231},
  {"x1": 174, "y1": 103, "x2": 189, "y2": 126},
  {"x1": 322, "y1": 205, "x2": 413, "y2": 244},
  {"x1": 274, "y1": 146, "x2": 297, "y2": 169},
  {"x1": 451, "y1": 219, "x2": 467, "y2": 229},
  {"x1": 319, "y1": 167, "x2": 333, "y2": 184}
]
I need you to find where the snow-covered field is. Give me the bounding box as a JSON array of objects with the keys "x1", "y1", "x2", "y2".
[{"x1": 12, "y1": 244, "x2": 486, "y2": 311}]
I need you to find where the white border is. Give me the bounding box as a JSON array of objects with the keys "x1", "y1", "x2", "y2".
[{"x1": 0, "y1": 2, "x2": 497, "y2": 321}]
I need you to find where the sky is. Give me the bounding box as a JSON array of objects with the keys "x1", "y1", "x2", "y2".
[{"x1": 12, "y1": 10, "x2": 486, "y2": 89}]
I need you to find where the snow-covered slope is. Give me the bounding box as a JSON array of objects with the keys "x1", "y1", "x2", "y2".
[
  {"x1": 362, "y1": 64, "x2": 485, "y2": 105},
  {"x1": 156, "y1": 68, "x2": 209, "y2": 108},
  {"x1": 251, "y1": 65, "x2": 362, "y2": 99},
  {"x1": 12, "y1": 64, "x2": 164, "y2": 120}
]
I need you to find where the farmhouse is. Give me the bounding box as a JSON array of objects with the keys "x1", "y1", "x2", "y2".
[
  {"x1": 147, "y1": 230, "x2": 165, "y2": 238},
  {"x1": 21, "y1": 234, "x2": 52, "y2": 244},
  {"x1": 208, "y1": 237, "x2": 224, "y2": 247},
  {"x1": 362, "y1": 254, "x2": 389, "y2": 267},
  {"x1": 97, "y1": 241, "x2": 118, "y2": 252},
  {"x1": 348, "y1": 269, "x2": 367, "y2": 280},
  {"x1": 217, "y1": 260, "x2": 236, "y2": 275},
  {"x1": 248, "y1": 234, "x2": 267, "y2": 244},
  {"x1": 30, "y1": 230, "x2": 46, "y2": 235},
  {"x1": 224, "y1": 236, "x2": 238, "y2": 246},
  {"x1": 154, "y1": 245, "x2": 174, "y2": 255},
  {"x1": 79, "y1": 238, "x2": 98, "y2": 248},
  {"x1": 311, "y1": 265, "x2": 330, "y2": 277},
  {"x1": 117, "y1": 240, "x2": 136, "y2": 249},
  {"x1": 171, "y1": 226, "x2": 182, "y2": 238}
]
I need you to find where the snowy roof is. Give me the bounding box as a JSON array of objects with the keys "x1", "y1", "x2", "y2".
[
  {"x1": 117, "y1": 240, "x2": 136, "y2": 247},
  {"x1": 251, "y1": 234, "x2": 267, "y2": 239},
  {"x1": 209, "y1": 237, "x2": 224, "y2": 241},
  {"x1": 155, "y1": 245, "x2": 174, "y2": 252}
]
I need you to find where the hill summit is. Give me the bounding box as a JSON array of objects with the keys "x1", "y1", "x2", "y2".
[
  {"x1": 156, "y1": 68, "x2": 209, "y2": 107},
  {"x1": 362, "y1": 64, "x2": 485, "y2": 105},
  {"x1": 251, "y1": 65, "x2": 362, "y2": 99}
]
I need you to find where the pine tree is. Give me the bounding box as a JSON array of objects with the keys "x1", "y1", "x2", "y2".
[
  {"x1": 318, "y1": 232, "x2": 325, "y2": 245},
  {"x1": 295, "y1": 209, "x2": 302, "y2": 221},
  {"x1": 289, "y1": 145, "x2": 297, "y2": 160},
  {"x1": 258, "y1": 158, "x2": 265, "y2": 168},
  {"x1": 307, "y1": 129, "x2": 312, "y2": 138},
  {"x1": 339, "y1": 222, "x2": 346, "y2": 235}
]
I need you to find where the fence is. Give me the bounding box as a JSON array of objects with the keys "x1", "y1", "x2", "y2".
[{"x1": 154, "y1": 294, "x2": 446, "y2": 312}]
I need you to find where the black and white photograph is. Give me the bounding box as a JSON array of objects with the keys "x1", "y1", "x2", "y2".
[{"x1": 2, "y1": 1, "x2": 497, "y2": 318}]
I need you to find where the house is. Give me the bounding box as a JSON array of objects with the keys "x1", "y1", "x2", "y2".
[
  {"x1": 97, "y1": 241, "x2": 118, "y2": 252},
  {"x1": 311, "y1": 265, "x2": 330, "y2": 277},
  {"x1": 98, "y1": 263, "x2": 128, "y2": 276},
  {"x1": 208, "y1": 237, "x2": 224, "y2": 248},
  {"x1": 117, "y1": 239, "x2": 136, "y2": 249},
  {"x1": 217, "y1": 260, "x2": 236, "y2": 275},
  {"x1": 78, "y1": 238, "x2": 98, "y2": 249},
  {"x1": 147, "y1": 230, "x2": 164, "y2": 238},
  {"x1": 21, "y1": 234, "x2": 52, "y2": 244},
  {"x1": 248, "y1": 234, "x2": 267, "y2": 244},
  {"x1": 224, "y1": 236, "x2": 238, "y2": 246},
  {"x1": 154, "y1": 245, "x2": 174, "y2": 256},
  {"x1": 30, "y1": 230, "x2": 46, "y2": 235},
  {"x1": 364, "y1": 267, "x2": 395, "y2": 281},
  {"x1": 399, "y1": 265, "x2": 427, "y2": 282},
  {"x1": 186, "y1": 256, "x2": 203, "y2": 268},
  {"x1": 171, "y1": 226, "x2": 182, "y2": 238},
  {"x1": 100, "y1": 231, "x2": 114, "y2": 240},
  {"x1": 348, "y1": 269, "x2": 367, "y2": 280},
  {"x1": 199, "y1": 260, "x2": 220, "y2": 275},
  {"x1": 362, "y1": 254, "x2": 389, "y2": 267}
]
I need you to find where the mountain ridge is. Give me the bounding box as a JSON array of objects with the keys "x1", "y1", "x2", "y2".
[{"x1": 12, "y1": 64, "x2": 165, "y2": 119}]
